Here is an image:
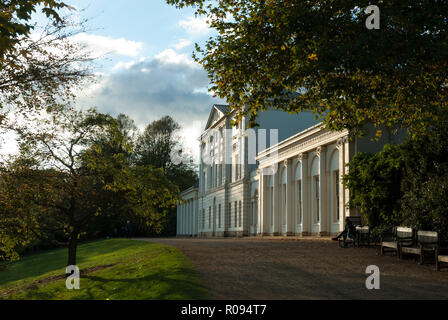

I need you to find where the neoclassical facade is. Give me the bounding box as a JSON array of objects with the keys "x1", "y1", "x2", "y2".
[{"x1": 177, "y1": 105, "x2": 404, "y2": 237}]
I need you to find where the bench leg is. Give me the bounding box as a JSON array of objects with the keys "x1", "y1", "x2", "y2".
[{"x1": 435, "y1": 250, "x2": 440, "y2": 271}]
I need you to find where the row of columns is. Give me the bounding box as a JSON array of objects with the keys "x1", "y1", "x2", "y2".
[
  {"x1": 177, "y1": 198, "x2": 197, "y2": 236},
  {"x1": 256, "y1": 137, "x2": 350, "y2": 236}
]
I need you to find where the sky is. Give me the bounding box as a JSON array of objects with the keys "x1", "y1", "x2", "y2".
[{"x1": 1, "y1": 0, "x2": 224, "y2": 159}]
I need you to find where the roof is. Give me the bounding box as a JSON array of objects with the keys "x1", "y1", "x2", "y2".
[{"x1": 204, "y1": 104, "x2": 231, "y2": 131}]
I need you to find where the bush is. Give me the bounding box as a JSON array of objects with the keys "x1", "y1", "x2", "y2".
[{"x1": 344, "y1": 122, "x2": 448, "y2": 243}]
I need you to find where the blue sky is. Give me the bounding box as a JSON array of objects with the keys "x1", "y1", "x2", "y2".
[{"x1": 30, "y1": 0, "x2": 223, "y2": 157}]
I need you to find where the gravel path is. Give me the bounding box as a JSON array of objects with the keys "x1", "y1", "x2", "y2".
[{"x1": 137, "y1": 237, "x2": 448, "y2": 300}]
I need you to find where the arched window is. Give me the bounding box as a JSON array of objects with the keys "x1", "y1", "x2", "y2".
[
  {"x1": 295, "y1": 162, "x2": 302, "y2": 225},
  {"x1": 280, "y1": 167, "x2": 287, "y2": 226}
]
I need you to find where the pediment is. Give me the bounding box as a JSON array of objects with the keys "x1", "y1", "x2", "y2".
[{"x1": 204, "y1": 105, "x2": 229, "y2": 130}]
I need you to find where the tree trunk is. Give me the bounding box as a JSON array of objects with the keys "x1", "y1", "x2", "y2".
[{"x1": 67, "y1": 231, "x2": 78, "y2": 267}]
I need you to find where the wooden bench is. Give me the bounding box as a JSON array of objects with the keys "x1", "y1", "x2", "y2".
[
  {"x1": 380, "y1": 227, "x2": 414, "y2": 257},
  {"x1": 436, "y1": 247, "x2": 448, "y2": 271},
  {"x1": 400, "y1": 231, "x2": 438, "y2": 264},
  {"x1": 356, "y1": 226, "x2": 371, "y2": 247},
  {"x1": 338, "y1": 216, "x2": 363, "y2": 248}
]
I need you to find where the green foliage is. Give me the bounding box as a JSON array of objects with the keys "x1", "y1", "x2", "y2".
[
  {"x1": 343, "y1": 144, "x2": 404, "y2": 228},
  {"x1": 344, "y1": 121, "x2": 448, "y2": 241},
  {"x1": 0, "y1": 109, "x2": 190, "y2": 262},
  {"x1": 167, "y1": 0, "x2": 448, "y2": 137},
  {"x1": 400, "y1": 122, "x2": 448, "y2": 242},
  {"x1": 0, "y1": 0, "x2": 67, "y2": 60}
]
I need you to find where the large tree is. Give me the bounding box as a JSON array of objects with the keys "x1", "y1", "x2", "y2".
[
  {"x1": 1, "y1": 1, "x2": 92, "y2": 127},
  {"x1": 135, "y1": 116, "x2": 198, "y2": 191},
  {"x1": 0, "y1": 109, "x2": 178, "y2": 265},
  {"x1": 167, "y1": 0, "x2": 448, "y2": 137}
]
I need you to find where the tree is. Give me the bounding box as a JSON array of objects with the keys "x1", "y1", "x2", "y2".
[
  {"x1": 135, "y1": 116, "x2": 198, "y2": 191},
  {"x1": 343, "y1": 144, "x2": 404, "y2": 230},
  {"x1": 401, "y1": 121, "x2": 448, "y2": 242},
  {"x1": 1, "y1": 0, "x2": 68, "y2": 59},
  {"x1": 0, "y1": 109, "x2": 180, "y2": 265},
  {"x1": 167, "y1": 0, "x2": 448, "y2": 137},
  {"x1": 8, "y1": 108, "x2": 115, "y2": 266},
  {"x1": 135, "y1": 116, "x2": 197, "y2": 236},
  {"x1": 1, "y1": 2, "x2": 93, "y2": 127}
]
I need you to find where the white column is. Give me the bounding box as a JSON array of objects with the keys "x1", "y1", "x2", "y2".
[
  {"x1": 259, "y1": 172, "x2": 268, "y2": 235},
  {"x1": 343, "y1": 136, "x2": 351, "y2": 218},
  {"x1": 177, "y1": 202, "x2": 180, "y2": 236},
  {"x1": 285, "y1": 159, "x2": 294, "y2": 235},
  {"x1": 299, "y1": 153, "x2": 309, "y2": 235},
  {"x1": 337, "y1": 138, "x2": 346, "y2": 232},
  {"x1": 272, "y1": 163, "x2": 280, "y2": 235},
  {"x1": 193, "y1": 198, "x2": 197, "y2": 236},
  {"x1": 318, "y1": 146, "x2": 327, "y2": 236}
]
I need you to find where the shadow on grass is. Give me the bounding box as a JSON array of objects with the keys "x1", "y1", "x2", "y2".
[
  {"x1": 14, "y1": 267, "x2": 210, "y2": 300},
  {"x1": 0, "y1": 240, "x2": 148, "y2": 286}
]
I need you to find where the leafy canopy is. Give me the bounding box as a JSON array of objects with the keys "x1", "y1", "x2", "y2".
[{"x1": 167, "y1": 0, "x2": 448, "y2": 137}]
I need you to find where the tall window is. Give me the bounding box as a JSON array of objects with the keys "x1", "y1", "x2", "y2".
[
  {"x1": 315, "y1": 175, "x2": 320, "y2": 223},
  {"x1": 238, "y1": 201, "x2": 242, "y2": 227},
  {"x1": 228, "y1": 202, "x2": 231, "y2": 229},
  {"x1": 334, "y1": 171, "x2": 340, "y2": 222},
  {"x1": 234, "y1": 202, "x2": 238, "y2": 227},
  {"x1": 208, "y1": 207, "x2": 211, "y2": 229},
  {"x1": 249, "y1": 202, "x2": 253, "y2": 226},
  {"x1": 297, "y1": 180, "x2": 302, "y2": 224},
  {"x1": 202, "y1": 209, "x2": 205, "y2": 229},
  {"x1": 218, "y1": 204, "x2": 221, "y2": 228}
]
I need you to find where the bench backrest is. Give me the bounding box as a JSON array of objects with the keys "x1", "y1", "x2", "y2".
[
  {"x1": 417, "y1": 231, "x2": 438, "y2": 246},
  {"x1": 347, "y1": 216, "x2": 362, "y2": 227},
  {"x1": 356, "y1": 226, "x2": 370, "y2": 233},
  {"x1": 396, "y1": 227, "x2": 414, "y2": 246}
]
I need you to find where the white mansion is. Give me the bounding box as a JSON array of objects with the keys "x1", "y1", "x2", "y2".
[{"x1": 176, "y1": 105, "x2": 404, "y2": 237}]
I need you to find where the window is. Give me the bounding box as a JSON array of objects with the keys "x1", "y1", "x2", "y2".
[
  {"x1": 228, "y1": 202, "x2": 231, "y2": 228},
  {"x1": 238, "y1": 201, "x2": 242, "y2": 227},
  {"x1": 218, "y1": 204, "x2": 222, "y2": 228},
  {"x1": 249, "y1": 202, "x2": 253, "y2": 226},
  {"x1": 334, "y1": 171, "x2": 340, "y2": 222},
  {"x1": 202, "y1": 209, "x2": 205, "y2": 229},
  {"x1": 209, "y1": 207, "x2": 211, "y2": 229},
  {"x1": 315, "y1": 175, "x2": 320, "y2": 222},
  {"x1": 297, "y1": 180, "x2": 302, "y2": 224},
  {"x1": 234, "y1": 202, "x2": 238, "y2": 227}
]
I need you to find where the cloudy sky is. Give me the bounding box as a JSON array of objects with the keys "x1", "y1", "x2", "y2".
[{"x1": 25, "y1": 0, "x2": 223, "y2": 158}]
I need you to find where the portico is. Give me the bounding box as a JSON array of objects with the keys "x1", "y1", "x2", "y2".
[{"x1": 253, "y1": 123, "x2": 352, "y2": 237}]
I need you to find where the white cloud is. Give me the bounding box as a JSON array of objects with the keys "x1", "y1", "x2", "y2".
[
  {"x1": 173, "y1": 39, "x2": 192, "y2": 50},
  {"x1": 178, "y1": 16, "x2": 211, "y2": 35},
  {"x1": 155, "y1": 49, "x2": 197, "y2": 67},
  {"x1": 76, "y1": 49, "x2": 224, "y2": 139},
  {"x1": 112, "y1": 61, "x2": 137, "y2": 71},
  {"x1": 72, "y1": 33, "x2": 144, "y2": 57}
]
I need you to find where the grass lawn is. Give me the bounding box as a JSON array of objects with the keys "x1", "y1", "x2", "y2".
[{"x1": 0, "y1": 239, "x2": 210, "y2": 300}]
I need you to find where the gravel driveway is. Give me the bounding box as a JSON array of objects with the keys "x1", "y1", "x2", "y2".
[{"x1": 137, "y1": 237, "x2": 448, "y2": 300}]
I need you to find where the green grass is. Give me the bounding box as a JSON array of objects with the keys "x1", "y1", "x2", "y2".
[{"x1": 0, "y1": 239, "x2": 210, "y2": 300}]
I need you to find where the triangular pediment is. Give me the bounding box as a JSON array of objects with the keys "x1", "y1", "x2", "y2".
[{"x1": 204, "y1": 104, "x2": 229, "y2": 130}]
